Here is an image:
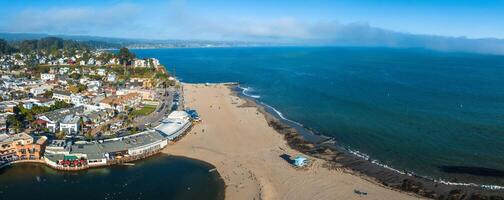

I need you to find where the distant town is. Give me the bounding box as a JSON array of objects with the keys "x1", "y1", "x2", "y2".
[{"x1": 0, "y1": 37, "x2": 198, "y2": 170}]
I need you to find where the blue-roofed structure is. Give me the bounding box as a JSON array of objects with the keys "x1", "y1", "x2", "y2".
[{"x1": 294, "y1": 155, "x2": 308, "y2": 167}]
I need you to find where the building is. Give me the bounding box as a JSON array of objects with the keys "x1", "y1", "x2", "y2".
[
  {"x1": 97, "y1": 68, "x2": 107, "y2": 76},
  {"x1": 30, "y1": 85, "x2": 52, "y2": 96},
  {"x1": 0, "y1": 133, "x2": 46, "y2": 161},
  {"x1": 45, "y1": 130, "x2": 167, "y2": 168},
  {"x1": 117, "y1": 88, "x2": 156, "y2": 100},
  {"x1": 45, "y1": 140, "x2": 70, "y2": 154},
  {"x1": 99, "y1": 93, "x2": 141, "y2": 112},
  {"x1": 37, "y1": 106, "x2": 85, "y2": 133},
  {"x1": 40, "y1": 73, "x2": 56, "y2": 81},
  {"x1": 134, "y1": 59, "x2": 146, "y2": 68},
  {"x1": 70, "y1": 94, "x2": 87, "y2": 105},
  {"x1": 107, "y1": 73, "x2": 117, "y2": 82},
  {"x1": 52, "y1": 90, "x2": 72, "y2": 103},
  {"x1": 0, "y1": 115, "x2": 7, "y2": 134},
  {"x1": 155, "y1": 111, "x2": 192, "y2": 141},
  {"x1": 59, "y1": 115, "x2": 80, "y2": 134}
]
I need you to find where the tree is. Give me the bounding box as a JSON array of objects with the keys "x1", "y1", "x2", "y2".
[
  {"x1": 55, "y1": 131, "x2": 66, "y2": 139},
  {"x1": 67, "y1": 84, "x2": 87, "y2": 94},
  {"x1": 117, "y1": 47, "x2": 135, "y2": 66},
  {"x1": 0, "y1": 39, "x2": 16, "y2": 55},
  {"x1": 117, "y1": 47, "x2": 135, "y2": 77}
]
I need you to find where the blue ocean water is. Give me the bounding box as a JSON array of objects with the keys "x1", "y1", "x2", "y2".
[
  {"x1": 0, "y1": 155, "x2": 224, "y2": 199},
  {"x1": 133, "y1": 47, "x2": 504, "y2": 186}
]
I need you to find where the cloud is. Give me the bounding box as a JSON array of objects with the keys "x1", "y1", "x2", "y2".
[
  {"x1": 2, "y1": 3, "x2": 144, "y2": 36},
  {"x1": 2, "y1": 1, "x2": 504, "y2": 54}
]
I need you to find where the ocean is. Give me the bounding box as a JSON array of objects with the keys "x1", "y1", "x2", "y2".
[
  {"x1": 133, "y1": 47, "x2": 504, "y2": 187},
  {"x1": 0, "y1": 155, "x2": 224, "y2": 200}
]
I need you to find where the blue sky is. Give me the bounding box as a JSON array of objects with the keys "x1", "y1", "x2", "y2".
[{"x1": 0, "y1": 0, "x2": 503, "y2": 42}]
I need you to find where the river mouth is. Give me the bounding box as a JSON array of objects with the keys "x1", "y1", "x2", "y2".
[{"x1": 0, "y1": 154, "x2": 225, "y2": 200}]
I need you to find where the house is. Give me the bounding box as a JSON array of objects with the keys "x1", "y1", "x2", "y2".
[
  {"x1": 87, "y1": 58, "x2": 96, "y2": 66},
  {"x1": 107, "y1": 73, "x2": 116, "y2": 82},
  {"x1": 99, "y1": 93, "x2": 141, "y2": 112},
  {"x1": 117, "y1": 88, "x2": 156, "y2": 100},
  {"x1": 59, "y1": 115, "x2": 80, "y2": 134},
  {"x1": 0, "y1": 116, "x2": 6, "y2": 134},
  {"x1": 59, "y1": 67, "x2": 70, "y2": 74},
  {"x1": 129, "y1": 78, "x2": 153, "y2": 88},
  {"x1": 79, "y1": 60, "x2": 86, "y2": 66},
  {"x1": 97, "y1": 68, "x2": 107, "y2": 76},
  {"x1": 108, "y1": 58, "x2": 119, "y2": 65},
  {"x1": 49, "y1": 67, "x2": 58, "y2": 74},
  {"x1": 134, "y1": 59, "x2": 146, "y2": 68},
  {"x1": 30, "y1": 85, "x2": 52, "y2": 96},
  {"x1": 71, "y1": 94, "x2": 87, "y2": 105},
  {"x1": 150, "y1": 58, "x2": 160, "y2": 67},
  {"x1": 37, "y1": 106, "x2": 85, "y2": 133},
  {"x1": 34, "y1": 98, "x2": 55, "y2": 107},
  {"x1": 40, "y1": 73, "x2": 56, "y2": 81},
  {"x1": 52, "y1": 90, "x2": 72, "y2": 103}
]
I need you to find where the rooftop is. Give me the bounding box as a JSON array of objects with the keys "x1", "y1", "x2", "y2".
[{"x1": 0, "y1": 133, "x2": 32, "y2": 144}]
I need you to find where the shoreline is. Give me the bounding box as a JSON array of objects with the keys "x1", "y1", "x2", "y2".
[
  {"x1": 165, "y1": 83, "x2": 424, "y2": 200},
  {"x1": 231, "y1": 84, "x2": 504, "y2": 199}
]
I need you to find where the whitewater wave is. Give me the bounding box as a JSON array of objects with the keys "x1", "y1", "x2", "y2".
[
  {"x1": 345, "y1": 147, "x2": 504, "y2": 190},
  {"x1": 240, "y1": 87, "x2": 261, "y2": 99},
  {"x1": 261, "y1": 103, "x2": 304, "y2": 127}
]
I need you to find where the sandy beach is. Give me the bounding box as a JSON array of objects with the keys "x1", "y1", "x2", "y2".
[{"x1": 163, "y1": 83, "x2": 423, "y2": 200}]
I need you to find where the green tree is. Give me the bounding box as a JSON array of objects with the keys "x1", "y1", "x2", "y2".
[
  {"x1": 0, "y1": 39, "x2": 16, "y2": 55},
  {"x1": 117, "y1": 47, "x2": 135, "y2": 77}
]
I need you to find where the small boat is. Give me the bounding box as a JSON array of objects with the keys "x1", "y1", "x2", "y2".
[
  {"x1": 208, "y1": 168, "x2": 217, "y2": 173},
  {"x1": 121, "y1": 163, "x2": 135, "y2": 166}
]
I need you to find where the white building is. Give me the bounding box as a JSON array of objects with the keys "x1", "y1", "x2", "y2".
[
  {"x1": 59, "y1": 115, "x2": 80, "y2": 134},
  {"x1": 30, "y1": 85, "x2": 52, "y2": 96},
  {"x1": 52, "y1": 90, "x2": 72, "y2": 103},
  {"x1": 59, "y1": 67, "x2": 70, "y2": 74},
  {"x1": 134, "y1": 59, "x2": 146, "y2": 68},
  {"x1": 70, "y1": 94, "x2": 87, "y2": 105},
  {"x1": 155, "y1": 111, "x2": 192, "y2": 141},
  {"x1": 107, "y1": 73, "x2": 117, "y2": 82},
  {"x1": 40, "y1": 73, "x2": 56, "y2": 81},
  {"x1": 97, "y1": 68, "x2": 107, "y2": 76}
]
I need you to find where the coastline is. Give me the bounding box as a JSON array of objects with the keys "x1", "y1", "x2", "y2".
[
  {"x1": 165, "y1": 83, "x2": 423, "y2": 200},
  {"x1": 232, "y1": 84, "x2": 504, "y2": 199}
]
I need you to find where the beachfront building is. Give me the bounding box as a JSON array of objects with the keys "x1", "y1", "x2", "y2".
[
  {"x1": 45, "y1": 140, "x2": 70, "y2": 154},
  {"x1": 44, "y1": 130, "x2": 167, "y2": 169},
  {"x1": 155, "y1": 111, "x2": 192, "y2": 141},
  {"x1": 0, "y1": 133, "x2": 47, "y2": 162}
]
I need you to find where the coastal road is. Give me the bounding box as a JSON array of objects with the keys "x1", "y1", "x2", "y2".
[{"x1": 134, "y1": 88, "x2": 175, "y2": 130}]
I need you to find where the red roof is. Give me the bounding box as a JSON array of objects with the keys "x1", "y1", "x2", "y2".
[{"x1": 34, "y1": 119, "x2": 48, "y2": 125}]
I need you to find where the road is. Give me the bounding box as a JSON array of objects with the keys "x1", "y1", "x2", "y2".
[{"x1": 134, "y1": 88, "x2": 176, "y2": 130}]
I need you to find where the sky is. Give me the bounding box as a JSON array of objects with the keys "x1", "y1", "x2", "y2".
[{"x1": 1, "y1": 0, "x2": 504, "y2": 53}]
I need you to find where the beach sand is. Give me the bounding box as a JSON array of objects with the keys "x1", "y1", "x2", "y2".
[{"x1": 163, "y1": 83, "x2": 423, "y2": 200}]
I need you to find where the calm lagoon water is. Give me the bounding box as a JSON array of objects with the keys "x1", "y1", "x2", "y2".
[
  {"x1": 0, "y1": 155, "x2": 224, "y2": 200},
  {"x1": 134, "y1": 47, "x2": 504, "y2": 186}
]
